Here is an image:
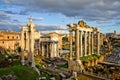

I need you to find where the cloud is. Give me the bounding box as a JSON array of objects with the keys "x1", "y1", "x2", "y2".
[
  {"x1": 37, "y1": 24, "x2": 67, "y2": 31},
  {"x1": 2, "y1": 0, "x2": 120, "y2": 22},
  {"x1": 1, "y1": 0, "x2": 120, "y2": 33}
]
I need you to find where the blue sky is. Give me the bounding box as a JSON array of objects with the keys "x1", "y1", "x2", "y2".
[{"x1": 0, "y1": 0, "x2": 120, "y2": 34}]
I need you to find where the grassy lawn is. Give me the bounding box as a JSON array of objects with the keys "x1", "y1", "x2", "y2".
[
  {"x1": 80, "y1": 54, "x2": 100, "y2": 61},
  {"x1": 0, "y1": 65, "x2": 39, "y2": 80},
  {"x1": 40, "y1": 69, "x2": 60, "y2": 80},
  {"x1": 57, "y1": 64, "x2": 68, "y2": 69}
]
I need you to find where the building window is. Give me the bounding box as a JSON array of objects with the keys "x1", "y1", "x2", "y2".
[
  {"x1": 2, "y1": 41, "x2": 4, "y2": 44},
  {"x1": 12, "y1": 36, "x2": 14, "y2": 39},
  {"x1": 17, "y1": 36, "x2": 18, "y2": 39},
  {"x1": 8, "y1": 36, "x2": 9, "y2": 39}
]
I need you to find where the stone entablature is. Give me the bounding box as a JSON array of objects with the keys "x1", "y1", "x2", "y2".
[
  {"x1": 40, "y1": 36, "x2": 59, "y2": 58},
  {"x1": 45, "y1": 32, "x2": 63, "y2": 50}
]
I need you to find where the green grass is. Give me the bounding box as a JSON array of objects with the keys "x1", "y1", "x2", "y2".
[
  {"x1": 0, "y1": 65, "x2": 39, "y2": 80},
  {"x1": 40, "y1": 69, "x2": 60, "y2": 80},
  {"x1": 57, "y1": 64, "x2": 68, "y2": 69},
  {"x1": 80, "y1": 54, "x2": 100, "y2": 61}
]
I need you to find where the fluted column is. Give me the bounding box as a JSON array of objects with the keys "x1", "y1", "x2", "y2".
[
  {"x1": 97, "y1": 32, "x2": 100, "y2": 55},
  {"x1": 88, "y1": 31, "x2": 91, "y2": 55},
  {"x1": 79, "y1": 31, "x2": 83, "y2": 57},
  {"x1": 84, "y1": 31, "x2": 87, "y2": 56},
  {"x1": 69, "y1": 29, "x2": 73, "y2": 60},
  {"x1": 91, "y1": 32, "x2": 94, "y2": 54},
  {"x1": 75, "y1": 26, "x2": 80, "y2": 61}
]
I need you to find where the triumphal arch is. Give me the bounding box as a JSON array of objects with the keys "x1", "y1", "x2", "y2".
[{"x1": 67, "y1": 20, "x2": 100, "y2": 72}]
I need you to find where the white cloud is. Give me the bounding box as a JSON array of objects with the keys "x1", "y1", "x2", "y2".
[{"x1": 1, "y1": 0, "x2": 120, "y2": 33}]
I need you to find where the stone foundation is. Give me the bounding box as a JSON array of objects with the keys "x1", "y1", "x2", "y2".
[{"x1": 68, "y1": 60, "x2": 84, "y2": 72}]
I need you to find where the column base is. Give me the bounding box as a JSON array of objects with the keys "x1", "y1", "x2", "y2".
[
  {"x1": 68, "y1": 59, "x2": 84, "y2": 72},
  {"x1": 84, "y1": 54, "x2": 87, "y2": 56},
  {"x1": 21, "y1": 60, "x2": 25, "y2": 65}
]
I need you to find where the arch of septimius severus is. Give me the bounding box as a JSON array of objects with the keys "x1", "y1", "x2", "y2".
[{"x1": 67, "y1": 20, "x2": 100, "y2": 72}]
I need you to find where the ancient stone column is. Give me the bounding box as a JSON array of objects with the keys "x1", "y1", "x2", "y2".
[
  {"x1": 84, "y1": 31, "x2": 87, "y2": 56},
  {"x1": 52, "y1": 42, "x2": 55, "y2": 57},
  {"x1": 97, "y1": 32, "x2": 100, "y2": 55},
  {"x1": 30, "y1": 27, "x2": 35, "y2": 67},
  {"x1": 69, "y1": 29, "x2": 73, "y2": 59},
  {"x1": 46, "y1": 43, "x2": 49, "y2": 57},
  {"x1": 53, "y1": 42, "x2": 56, "y2": 57},
  {"x1": 75, "y1": 26, "x2": 80, "y2": 60},
  {"x1": 28, "y1": 31, "x2": 31, "y2": 62},
  {"x1": 50, "y1": 43, "x2": 53, "y2": 58},
  {"x1": 79, "y1": 31, "x2": 83, "y2": 57},
  {"x1": 41, "y1": 43, "x2": 44, "y2": 56},
  {"x1": 91, "y1": 32, "x2": 94, "y2": 54},
  {"x1": 21, "y1": 51, "x2": 25, "y2": 65},
  {"x1": 55, "y1": 43, "x2": 58, "y2": 57},
  {"x1": 21, "y1": 30, "x2": 25, "y2": 65},
  {"x1": 88, "y1": 31, "x2": 91, "y2": 55},
  {"x1": 27, "y1": 31, "x2": 30, "y2": 52}
]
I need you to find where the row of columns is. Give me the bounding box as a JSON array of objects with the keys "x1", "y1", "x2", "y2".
[
  {"x1": 40, "y1": 42, "x2": 59, "y2": 58},
  {"x1": 69, "y1": 29, "x2": 100, "y2": 60}
]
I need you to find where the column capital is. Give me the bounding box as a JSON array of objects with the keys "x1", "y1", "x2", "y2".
[
  {"x1": 69, "y1": 28, "x2": 73, "y2": 32},
  {"x1": 97, "y1": 31, "x2": 100, "y2": 34},
  {"x1": 84, "y1": 31, "x2": 87, "y2": 33},
  {"x1": 79, "y1": 30, "x2": 83, "y2": 32}
]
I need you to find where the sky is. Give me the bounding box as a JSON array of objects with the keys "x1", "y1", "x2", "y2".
[{"x1": 0, "y1": 0, "x2": 120, "y2": 34}]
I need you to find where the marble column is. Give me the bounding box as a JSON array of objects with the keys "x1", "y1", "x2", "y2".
[
  {"x1": 26, "y1": 31, "x2": 30, "y2": 62},
  {"x1": 79, "y1": 31, "x2": 83, "y2": 57},
  {"x1": 84, "y1": 31, "x2": 87, "y2": 56},
  {"x1": 41, "y1": 43, "x2": 44, "y2": 56},
  {"x1": 88, "y1": 32, "x2": 91, "y2": 55},
  {"x1": 46, "y1": 43, "x2": 49, "y2": 57},
  {"x1": 69, "y1": 29, "x2": 73, "y2": 59},
  {"x1": 54, "y1": 43, "x2": 57, "y2": 57},
  {"x1": 91, "y1": 32, "x2": 94, "y2": 54},
  {"x1": 50, "y1": 43, "x2": 53, "y2": 58},
  {"x1": 52, "y1": 42, "x2": 55, "y2": 57},
  {"x1": 30, "y1": 27, "x2": 35, "y2": 67},
  {"x1": 75, "y1": 27, "x2": 80, "y2": 61},
  {"x1": 97, "y1": 32, "x2": 100, "y2": 55},
  {"x1": 21, "y1": 51, "x2": 25, "y2": 65},
  {"x1": 21, "y1": 30, "x2": 25, "y2": 65},
  {"x1": 27, "y1": 31, "x2": 30, "y2": 52}
]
